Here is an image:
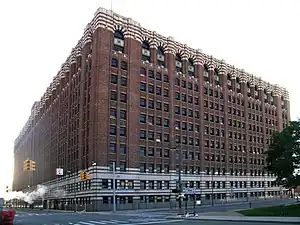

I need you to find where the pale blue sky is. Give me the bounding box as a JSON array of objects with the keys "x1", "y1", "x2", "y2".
[{"x1": 0, "y1": 0, "x2": 299, "y2": 196}]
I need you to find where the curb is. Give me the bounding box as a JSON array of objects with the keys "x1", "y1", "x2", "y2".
[{"x1": 165, "y1": 216, "x2": 300, "y2": 224}]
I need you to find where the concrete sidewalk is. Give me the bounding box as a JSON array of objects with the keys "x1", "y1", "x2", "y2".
[{"x1": 166, "y1": 214, "x2": 300, "y2": 224}]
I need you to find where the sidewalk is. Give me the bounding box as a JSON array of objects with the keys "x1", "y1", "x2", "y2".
[{"x1": 166, "y1": 212, "x2": 300, "y2": 224}]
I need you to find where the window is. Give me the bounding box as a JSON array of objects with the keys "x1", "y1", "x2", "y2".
[
  {"x1": 141, "y1": 41, "x2": 151, "y2": 62},
  {"x1": 121, "y1": 61, "x2": 128, "y2": 70},
  {"x1": 120, "y1": 144, "x2": 126, "y2": 154},
  {"x1": 120, "y1": 162, "x2": 126, "y2": 171},
  {"x1": 164, "y1": 118, "x2": 169, "y2": 127},
  {"x1": 110, "y1": 91, "x2": 117, "y2": 101},
  {"x1": 140, "y1": 146, "x2": 146, "y2": 157},
  {"x1": 121, "y1": 77, "x2": 127, "y2": 86},
  {"x1": 140, "y1": 82, "x2": 146, "y2": 91},
  {"x1": 113, "y1": 30, "x2": 124, "y2": 52},
  {"x1": 140, "y1": 114, "x2": 146, "y2": 123},
  {"x1": 163, "y1": 74, "x2": 169, "y2": 82},
  {"x1": 120, "y1": 93, "x2": 127, "y2": 103},
  {"x1": 111, "y1": 58, "x2": 118, "y2": 67},
  {"x1": 109, "y1": 143, "x2": 116, "y2": 153},
  {"x1": 120, "y1": 110, "x2": 127, "y2": 120},
  {"x1": 110, "y1": 125, "x2": 116, "y2": 135},
  {"x1": 102, "y1": 179, "x2": 109, "y2": 189},
  {"x1": 120, "y1": 127, "x2": 126, "y2": 136},
  {"x1": 140, "y1": 98, "x2": 146, "y2": 107},
  {"x1": 111, "y1": 74, "x2": 118, "y2": 84},
  {"x1": 140, "y1": 130, "x2": 146, "y2": 139},
  {"x1": 110, "y1": 108, "x2": 117, "y2": 118}
]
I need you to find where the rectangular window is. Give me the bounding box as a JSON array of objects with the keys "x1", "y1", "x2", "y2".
[
  {"x1": 120, "y1": 127, "x2": 126, "y2": 136},
  {"x1": 120, "y1": 93, "x2": 127, "y2": 103},
  {"x1": 140, "y1": 82, "x2": 147, "y2": 91},
  {"x1": 121, "y1": 61, "x2": 127, "y2": 70},
  {"x1": 120, "y1": 110, "x2": 127, "y2": 120},
  {"x1": 111, "y1": 58, "x2": 118, "y2": 67},
  {"x1": 140, "y1": 98, "x2": 146, "y2": 107},
  {"x1": 121, "y1": 77, "x2": 127, "y2": 86},
  {"x1": 110, "y1": 91, "x2": 117, "y2": 101},
  {"x1": 110, "y1": 125, "x2": 116, "y2": 135},
  {"x1": 111, "y1": 74, "x2": 118, "y2": 84},
  {"x1": 120, "y1": 144, "x2": 126, "y2": 154},
  {"x1": 140, "y1": 146, "x2": 146, "y2": 157},
  {"x1": 109, "y1": 143, "x2": 116, "y2": 153}
]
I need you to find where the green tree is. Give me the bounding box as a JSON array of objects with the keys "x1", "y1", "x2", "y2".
[{"x1": 265, "y1": 120, "x2": 300, "y2": 188}]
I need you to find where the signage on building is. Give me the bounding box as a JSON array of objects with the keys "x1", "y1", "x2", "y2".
[{"x1": 56, "y1": 168, "x2": 64, "y2": 176}]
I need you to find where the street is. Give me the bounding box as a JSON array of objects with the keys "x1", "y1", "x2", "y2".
[
  {"x1": 13, "y1": 199, "x2": 295, "y2": 225},
  {"x1": 14, "y1": 210, "x2": 182, "y2": 225},
  {"x1": 13, "y1": 210, "x2": 287, "y2": 225}
]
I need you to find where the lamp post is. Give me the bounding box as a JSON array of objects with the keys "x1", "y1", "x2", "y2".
[{"x1": 92, "y1": 162, "x2": 97, "y2": 211}]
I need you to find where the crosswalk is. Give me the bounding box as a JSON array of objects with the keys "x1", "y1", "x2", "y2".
[
  {"x1": 70, "y1": 218, "x2": 182, "y2": 225},
  {"x1": 15, "y1": 212, "x2": 74, "y2": 217}
]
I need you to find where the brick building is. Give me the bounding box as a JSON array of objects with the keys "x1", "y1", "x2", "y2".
[{"x1": 13, "y1": 7, "x2": 290, "y2": 211}]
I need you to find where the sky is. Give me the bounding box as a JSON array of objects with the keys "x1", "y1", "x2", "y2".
[{"x1": 0, "y1": 0, "x2": 299, "y2": 196}]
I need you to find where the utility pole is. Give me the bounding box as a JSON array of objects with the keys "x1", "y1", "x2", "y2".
[{"x1": 113, "y1": 162, "x2": 116, "y2": 213}]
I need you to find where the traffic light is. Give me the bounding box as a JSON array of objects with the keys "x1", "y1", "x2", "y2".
[
  {"x1": 30, "y1": 160, "x2": 36, "y2": 171},
  {"x1": 23, "y1": 160, "x2": 30, "y2": 171},
  {"x1": 80, "y1": 171, "x2": 89, "y2": 181}
]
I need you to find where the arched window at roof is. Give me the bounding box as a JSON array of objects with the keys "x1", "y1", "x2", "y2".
[
  {"x1": 114, "y1": 30, "x2": 124, "y2": 39},
  {"x1": 175, "y1": 53, "x2": 181, "y2": 61},
  {"x1": 142, "y1": 41, "x2": 150, "y2": 50},
  {"x1": 157, "y1": 46, "x2": 164, "y2": 55},
  {"x1": 204, "y1": 64, "x2": 209, "y2": 71}
]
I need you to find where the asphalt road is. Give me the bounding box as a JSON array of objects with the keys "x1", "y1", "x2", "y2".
[
  {"x1": 14, "y1": 210, "x2": 182, "y2": 225},
  {"x1": 12, "y1": 199, "x2": 296, "y2": 225},
  {"x1": 13, "y1": 210, "x2": 288, "y2": 225}
]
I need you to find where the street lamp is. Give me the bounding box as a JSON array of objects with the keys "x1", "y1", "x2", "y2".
[{"x1": 92, "y1": 162, "x2": 97, "y2": 211}]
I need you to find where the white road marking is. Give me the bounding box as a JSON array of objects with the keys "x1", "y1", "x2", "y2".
[
  {"x1": 109, "y1": 220, "x2": 127, "y2": 223},
  {"x1": 120, "y1": 219, "x2": 184, "y2": 225},
  {"x1": 78, "y1": 222, "x2": 96, "y2": 225},
  {"x1": 88, "y1": 221, "x2": 108, "y2": 224}
]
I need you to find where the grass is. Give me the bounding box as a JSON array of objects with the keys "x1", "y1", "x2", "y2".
[{"x1": 239, "y1": 203, "x2": 300, "y2": 217}]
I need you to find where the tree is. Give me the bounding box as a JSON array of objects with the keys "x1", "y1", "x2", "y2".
[{"x1": 265, "y1": 120, "x2": 300, "y2": 188}]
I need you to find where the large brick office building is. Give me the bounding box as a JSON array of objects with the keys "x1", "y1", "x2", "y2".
[{"x1": 13, "y1": 7, "x2": 290, "y2": 210}]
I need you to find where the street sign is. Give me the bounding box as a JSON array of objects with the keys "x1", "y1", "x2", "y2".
[{"x1": 56, "y1": 168, "x2": 64, "y2": 176}]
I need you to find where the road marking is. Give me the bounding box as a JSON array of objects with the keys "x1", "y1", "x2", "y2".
[
  {"x1": 120, "y1": 219, "x2": 184, "y2": 225},
  {"x1": 109, "y1": 220, "x2": 127, "y2": 223},
  {"x1": 78, "y1": 222, "x2": 96, "y2": 225},
  {"x1": 88, "y1": 221, "x2": 108, "y2": 224}
]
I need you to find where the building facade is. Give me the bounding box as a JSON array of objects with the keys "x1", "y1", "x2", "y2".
[{"x1": 13, "y1": 7, "x2": 291, "y2": 211}]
